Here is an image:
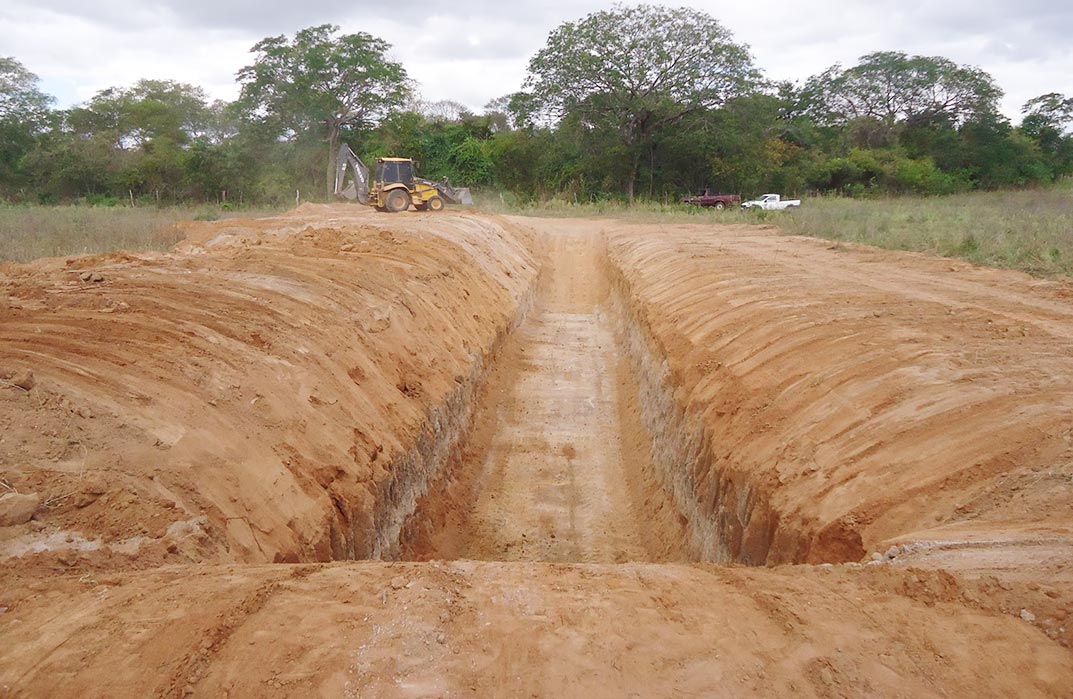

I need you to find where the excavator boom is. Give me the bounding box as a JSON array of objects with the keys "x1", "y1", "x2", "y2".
[{"x1": 334, "y1": 144, "x2": 370, "y2": 205}]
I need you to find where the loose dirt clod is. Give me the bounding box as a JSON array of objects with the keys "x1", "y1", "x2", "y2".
[
  {"x1": 0, "y1": 492, "x2": 41, "y2": 526},
  {"x1": 10, "y1": 369, "x2": 35, "y2": 391}
]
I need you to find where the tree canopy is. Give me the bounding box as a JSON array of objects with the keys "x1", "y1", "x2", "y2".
[
  {"x1": 802, "y1": 51, "x2": 1001, "y2": 127},
  {"x1": 1022, "y1": 93, "x2": 1073, "y2": 135},
  {"x1": 525, "y1": 4, "x2": 759, "y2": 199},
  {"x1": 0, "y1": 57, "x2": 54, "y2": 190},
  {"x1": 235, "y1": 24, "x2": 409, "y2": 195},
  {"x1": 2, "y1": 10, "x2": 1073, "y2": 206},
  {"x1": 68, "y1": 80, "x2": 213, "y2": 148},
  {"x1": 0, "y1": 56, "x2": 53, "y2": 125}
]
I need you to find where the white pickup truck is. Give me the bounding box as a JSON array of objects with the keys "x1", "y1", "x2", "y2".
[{"x1": 741, "y1": 193, "x2": 801, "y2": 210}]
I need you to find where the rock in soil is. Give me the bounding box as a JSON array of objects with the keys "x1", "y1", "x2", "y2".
[
  {"x1": 10, "y1": 370, "x2": 35, "y2": 391},
  {"x1": 0, "y1": 492, "x2": 42, "y2": 526}
]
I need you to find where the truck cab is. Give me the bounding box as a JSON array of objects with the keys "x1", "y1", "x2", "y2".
[{"x1": 741, "y1": 193, "x2": 802, "y2": 210}]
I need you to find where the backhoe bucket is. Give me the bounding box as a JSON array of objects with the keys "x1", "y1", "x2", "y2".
[
  {"x1": 334, "y1": 144, "x2": 370, "y2": 205},
  {"x1": 446, "y1": 187, "x2": 473, "y2": 205}
]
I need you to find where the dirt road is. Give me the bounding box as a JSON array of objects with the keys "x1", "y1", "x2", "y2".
[{"x1": 2, "y1": 207, "x2": 1072, "y2": 697}]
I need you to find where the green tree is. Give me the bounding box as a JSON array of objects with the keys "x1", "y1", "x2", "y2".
[
  {"x1": 1021, "y1": 93, "x2": 1073, "y2": 177},
  {"x1": 524, "y1": 4, "x2": 759, "y2": 200},
  {"x1": 236, "y1": 24, "x2": 409, "y2": 198},
  {"x1": 802, "y1": 52, "x2": 1001, "y2": 130},
  {"x1": 959, "y1": 115, "x2": 1050, "y2": 188},
  {"x1": 61, "y1": 80, "x2": 215, "y2": 201},
  {"x1": 0, "y1": 57, "x2": 55, "y2": 195}
]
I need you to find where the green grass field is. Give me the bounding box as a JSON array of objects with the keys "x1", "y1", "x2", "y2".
[{"x1": 0, "y1": 205, "x2": 280, "y2": 264}]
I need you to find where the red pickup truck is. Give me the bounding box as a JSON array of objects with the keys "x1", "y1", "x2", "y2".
[{"x1": 682, "y1": 188, "x2": 741, "y2": 210}]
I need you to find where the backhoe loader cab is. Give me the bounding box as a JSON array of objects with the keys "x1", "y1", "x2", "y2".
[
  {"x1": 376, "y1": 158, "x2": 413, "y2": 189},
  {"x1": 334, "y1": 144, "x2": 473, "y2": 213}
]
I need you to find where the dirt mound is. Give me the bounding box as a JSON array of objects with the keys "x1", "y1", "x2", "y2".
[
  {"x1": 0, "y1": 205, "x2": 536, "y2": 573},
  {"x1": 605, "y1": 222, "x2": 1073, "y2": 565},
  {"x1": 2, "y1": 562, "x2": 1070, "y2": 698}
]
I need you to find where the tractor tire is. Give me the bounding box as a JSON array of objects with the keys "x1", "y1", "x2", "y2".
[
  {"x1": 384, "y1": 189, "x2": 410, "y2": 213},
  {"x1": 427, "y1": 196, "x2": 445, "y2": 212}
]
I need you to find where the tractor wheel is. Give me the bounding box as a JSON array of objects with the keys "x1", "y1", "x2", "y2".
[
  {"x1": 384, "y1": 189, "x2": 410, "y2": 213},
  {"x1": 427, "y1": 196, "x2": 445, "y2": 212}
]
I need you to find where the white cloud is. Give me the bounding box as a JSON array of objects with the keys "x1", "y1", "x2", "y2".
[{"x1": 1, "y1": 0, "x2": 1071, "y2": 118}]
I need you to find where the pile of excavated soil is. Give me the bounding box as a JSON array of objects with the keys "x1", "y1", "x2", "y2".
[
  {"x1": 602, "y1": 220, "x2": 1073, "y2": 646},
  {"x1": 0, "y1": 205, "x2": 536, "y2": 575},
  {"x1": 2, "y1": 208, "x2": 1071, "y2": 697},
  {"x1": 607, "y1": 223, "x2": 1073, "y2": 567}
]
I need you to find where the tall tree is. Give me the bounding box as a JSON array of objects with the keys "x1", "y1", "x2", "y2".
[
  {"x1": 0, "y1": 57, "x2": 54, "y2": 193},
  {"x1": 801, "y1": 52, "x2": 1001, "y2": 128},
  {"x1": 1020, "y1": 93, "x2": 1073, "y2": 178},
  {"x1": 524, "y1": 4, "x2": 759, "y2": 200},
  {"x1": 236, "y1": 24, "x2": 409, "y2": 198},
  {"x1": 1021, "y1": 92, "x2": 1073, "y2": 136},
  {"x1": 68, "y1": 80, "x2": 212, "y2": 148}
]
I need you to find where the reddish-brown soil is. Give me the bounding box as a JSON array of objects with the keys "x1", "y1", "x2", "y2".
[{"x1": 1, "y1": 207, "x2": 1071, "y2": 697}]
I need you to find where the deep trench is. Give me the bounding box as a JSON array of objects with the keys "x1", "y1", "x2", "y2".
[{"x1": 348, "y1": 230, "x2": 825, "y2": 567}]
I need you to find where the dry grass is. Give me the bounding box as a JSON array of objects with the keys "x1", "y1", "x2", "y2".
[
  {"x1": 479, "y1": 183, "x2": 1073, "y2": 278},
  {"x1": 476, "y1": 193, "x2": 753, "y2": 223},
  {"x1": 9, "y1": 190, "x2": 1070, "y2": 278},
  {"x1": 777, "y1": 185, "x2": 1073, "y2": 277},
  {"x1": 0, "y1": 205, "x2": 281, "y2": 263}
]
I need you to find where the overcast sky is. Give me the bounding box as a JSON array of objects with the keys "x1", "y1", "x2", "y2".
[{"x1": 2, "y1": 1, "x2": 1071, "y2": 121}]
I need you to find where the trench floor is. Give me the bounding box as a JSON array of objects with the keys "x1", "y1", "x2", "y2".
[{"x1": 431, "y1": 230, "x2": 674, "y2": 563}]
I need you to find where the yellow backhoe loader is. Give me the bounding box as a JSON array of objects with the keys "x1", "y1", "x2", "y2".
[{"x1": 333, "y1": 144, "x2": 473, "y2": 212}]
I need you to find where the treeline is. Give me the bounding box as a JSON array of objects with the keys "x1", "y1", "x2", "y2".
[{"x1": 2, "y1": 6, "x2": 1072, "y2": 206}]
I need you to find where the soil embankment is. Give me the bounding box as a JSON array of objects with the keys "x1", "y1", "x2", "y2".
[
  {"x1": 604, "y1": 222, "x2": 1073, "y2": 567},
  {"x1": 0, "y1": 205, "x2": 537, "y2": 572}
]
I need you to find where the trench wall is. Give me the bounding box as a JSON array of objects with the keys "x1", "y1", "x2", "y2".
[
  {"x1": 604, "y1": 227, "x2": 1073, "y2": 565},
  {"x1": 0, "y1": 205, "x2": 538, "y2": 567},
  {"x1": 605, "y1": 253, "x2": 813, "y2": 564}
]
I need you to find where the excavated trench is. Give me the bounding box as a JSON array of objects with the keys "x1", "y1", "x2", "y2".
[
  {"x1": 0, "y1": 211, "x2": 838, "y2": 570},
  {"x1": 375, "y1": 227, "x2": 832, "y2": 566}
]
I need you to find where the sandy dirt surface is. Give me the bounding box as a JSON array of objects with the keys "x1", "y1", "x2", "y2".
[
  {"x1": 2, "y1": 562, "x2": 1071, "y2": 699},
  {"x1": 2, "y1": 208, "x2": 1072, "y2": 697},
  {"x1": 404, "y1": 229, "x2": 685, "y2": 563},
  {"x1": 602, "y1": 219, "x2": 1073, "y2": 645},
  {"x1": 0, "y1": 204, "x2": 536, "y2": 574}
]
